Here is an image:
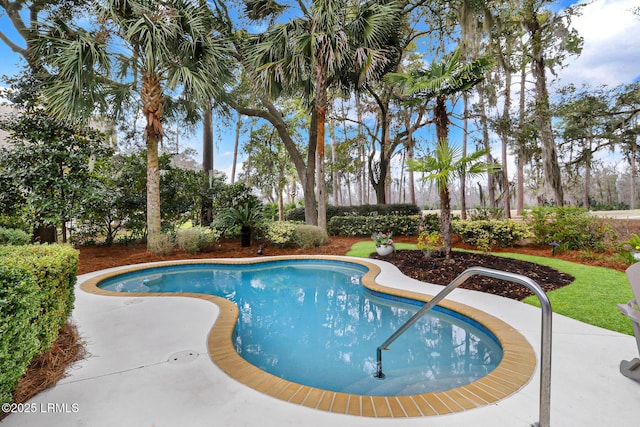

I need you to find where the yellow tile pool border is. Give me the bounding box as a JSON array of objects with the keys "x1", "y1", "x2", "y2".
[{"x1": 80, "y1": 255, "x2": 536, "y2": 418}]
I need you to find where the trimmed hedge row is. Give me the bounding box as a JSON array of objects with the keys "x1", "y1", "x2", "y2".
[
  {"x1": 285, "y1": 203, "x2": 420, "y2": 222},
  {"x1": 327, "y1": 215, "x2": 422, "y2": 237},
  {"x1": 0, "y1": 245, "x2": 79, "y2": 406}
]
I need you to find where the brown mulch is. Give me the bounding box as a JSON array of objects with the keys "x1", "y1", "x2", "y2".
[
  {"x1": 1, "y1": 322, "x2": 85, "y2": 421},
  {"x1": 370, "y1": 249, "x2": 575, "y2": 300}
]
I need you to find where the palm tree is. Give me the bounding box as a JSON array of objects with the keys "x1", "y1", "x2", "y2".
[
  {"x1": 245, "y1": 0, "x2": 403, "y2": 228},
  {"x1": 31, "y1": 0, "x2": 231, "y2": 251},
  {"x1": 409, "y1": 141, "x2": 499, "y2": 258},
  {"x1": 386, "y1": 48, "x2": 493, "y2": 258}
]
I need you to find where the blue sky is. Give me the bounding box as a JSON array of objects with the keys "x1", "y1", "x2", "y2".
[{"x1": 1, "y1": 0, "x2": 639, "y2": 178}]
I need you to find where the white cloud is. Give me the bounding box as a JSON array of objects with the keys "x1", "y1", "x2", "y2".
[{"x1": 557, "y1": 0, "x2": 640, "y2": 87}]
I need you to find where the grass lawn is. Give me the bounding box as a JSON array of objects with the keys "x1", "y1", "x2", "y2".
[{"x1": 346, "y1": 241, "x2": 634, "y2": 335}]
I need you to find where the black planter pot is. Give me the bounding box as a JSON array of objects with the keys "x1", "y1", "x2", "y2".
[{"x1": 240, "y1": 226, "x2": 251, "y2": 247}]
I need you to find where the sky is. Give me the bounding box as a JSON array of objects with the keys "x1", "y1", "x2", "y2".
[{"x1": 0, "y1": 0, "x2": 639, "y2": 179}]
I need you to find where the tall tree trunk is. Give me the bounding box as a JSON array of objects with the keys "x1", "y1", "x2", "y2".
[
  {"x1": 356, "y1": 94, "x2": 365, "y2": 204},
  {"x1": 501, "y1": 71, "x2": 512, "y2": 218},
  {"x1": 141, "y1": 72, "x2": 165, "y2": 251},
  {"x1": 524, "y1": 3, "x2": 564, "y2": 206},
  {"x1": 231, "y1": 112, "x2": 241, "y2": 184},
  {"x1": 147, "y1": 134, "x2": 162, "y2": 249},
  {"x1": 201, "y1": 102, "x2": 214, "y2": 225},
  {"x1": 306, "y1": 111, "x2": 318, "y2": 225},
  {"x1": 516, "y1": 59, "x2": 527, "y2": 216},
  {"x1": 434, "y1": 96, "x2": 453, "y2": 259},
  {"x1": 584, "y1": 145, "x2": 591, "y2": 208},
  {"x1": 477, "y1": 85, "x2": 496, "y2": 209},
  {"x1": 631, "y1": 144, "x2": 638, "y2": 210},
  {"x1": 330, "y1": 120, "x2": 340, "y2": 206},
  {"x1": 460, "y1": 93, "x2": 468, "y2": 219},
  {"x1": 405, "y1": 110, "x2": 416, "y2": 205},
  {"x1": 314, "y1": 58, "x2": 328, "y2": 229}
]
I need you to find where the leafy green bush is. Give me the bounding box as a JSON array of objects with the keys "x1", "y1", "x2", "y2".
[
  {"x1": 263, "y1": 221, "x2": 328, "y2": 248},
  {"x1": 453, "y1": 219, "x2": 532, "y2": 251},
  {"x1": 0, "y1": 244, "x2": 78, "y2": 406},
  {"x1": 291, "y1": 224, "x2": 329, "y2": 248},
  {"x1": 420, "y1": 213, "x2": 440, "y2": 233},
  {"x1": 263, "y1": 221, "x2": 298, "y2": 247},
  {"x1": 176, "y1": 226, "x2": 221, "y2": 254},
  {"x1": 285, "y1": 204, "x2": 420, "y2": 222},
  {"x1": 0, "y1": 266, "x2": 40, "y2": 405},
  {"x1": 0, "y1": 227, "x2": 30, "y2": 245},
  {"x1": 525, "y1": 206, "x2": 615, "y2": 252},
  {"x1": 327, "y1": 215, "x2": 421, "y2": 237},
  {"x1": 151, "y1": 234, "x2": 174, "y2": 256}
]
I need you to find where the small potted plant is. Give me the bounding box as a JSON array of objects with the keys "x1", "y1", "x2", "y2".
[
  {"x1": 417, "y1": 231, "x2": 444, "y2": 260},
  {"x1": 372, "y1": 230, "x2": 394, "y2": 256}
]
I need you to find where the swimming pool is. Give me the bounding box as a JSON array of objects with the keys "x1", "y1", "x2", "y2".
[
  {"x1": 98, "y1": 259, "x2": 501, "y2": 394},
  {"x1": 84, "y1": 256, "x2": 536, "y2": 417}
]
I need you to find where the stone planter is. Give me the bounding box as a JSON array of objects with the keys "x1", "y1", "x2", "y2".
[{"x1": 376, "y1": 244, "x2": 394, "y2": 256}]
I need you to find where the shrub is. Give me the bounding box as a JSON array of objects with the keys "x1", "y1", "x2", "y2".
[
  {"x1": 285, "y1": 203, "x2": 420, "y2": 222},
  {"x1": 176, "y1": 227, "x2": 221, "y2": 254},
  {"x1": 420, "y1": 213, "x2": 440, "y2": 233},
  {"x1": 150, "y1": 233, "x2": 174, "y2": 256},
  {"x1": 453, "y1": 219, "x2": 533, "y2": 251},
  {"x1": 292, "y1": 224, "x2": 329, "y2": 248},
  {"x1": 327, "y1": 215, "x2": 421, "y2": 237},
  {"x1": 263, "y1": 221, "x2": 298, "y2": 247},
  {"x1": 0, "y1": 244, "x2": 78, "y2": 406},
  {"x1": 263, "y1": 221, "x2": 328, "y2": 248},
  {"x1": 0, "y1": 227, "x2": 30, "y2": 245},
  {"x1": 0, "y1": 267, "x2": 40, "y2": 405},
  {"x1": 526, "y1": 206, "x2": 615, "y2": 252}
]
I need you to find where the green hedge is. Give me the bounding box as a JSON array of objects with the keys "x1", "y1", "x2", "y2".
[
  {"x1": 452, "y1": 219, "x2": 533, "y2": 251},
  {"x1": 327, "y1": 214, "x2": 422, "y2": 237},
  {"x1": 0, "y1": 244, "x2": 78, "y2": 406},
  {"x1": 285, "y1": 203, "x2": 420, "y2": 222},
  {"x1": 0, "y1": 227, "x2": 30, "y2": 246},
  {"x1": 263, "y1": 221, "x2": 329, "y2": 248}
]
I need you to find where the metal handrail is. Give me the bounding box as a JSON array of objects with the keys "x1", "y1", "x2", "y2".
[{"x1": 374, "y1": 266, "x2": 552, "y2": 427}]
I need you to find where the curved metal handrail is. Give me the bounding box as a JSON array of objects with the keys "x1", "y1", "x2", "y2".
[{"x1": 374, "y1": 266, "x2": 552, "y2": 427}]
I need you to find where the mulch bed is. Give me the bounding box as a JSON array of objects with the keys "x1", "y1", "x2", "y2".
[{"x1": 370, "y1": 249, "x2": 575, "y2": 300}]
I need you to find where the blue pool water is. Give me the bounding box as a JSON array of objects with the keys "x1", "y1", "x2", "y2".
[{"x1": 99, "y1": 260, "x2": 502, "y2": 395}]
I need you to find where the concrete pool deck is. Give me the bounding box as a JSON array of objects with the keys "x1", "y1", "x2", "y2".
[{"x1": 3, "y1": 256, "x2": 640, "y2": 427}]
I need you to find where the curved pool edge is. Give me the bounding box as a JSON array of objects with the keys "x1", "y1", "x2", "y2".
[{"x1": 79, "y1": 255, "x2": 536, "y2": 418}]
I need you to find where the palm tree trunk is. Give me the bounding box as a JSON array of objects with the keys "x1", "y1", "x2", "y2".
[
  {"x1": 201, "y1": 102, "x2": 214, "y2": 225},
  {"x1": 141, "y1": 72, "x2": 165, "y2": 251},
  {"x1": 460, "y1": 93, "x2": 469, "y2": 219},
  {"x1": 305, "y1": 110, "x2": 318, "y2": 225},
  {"x1": 147, "y1": 134, "x2": 162, "y2": 250}
]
